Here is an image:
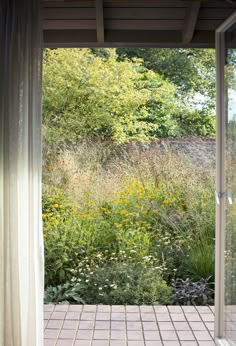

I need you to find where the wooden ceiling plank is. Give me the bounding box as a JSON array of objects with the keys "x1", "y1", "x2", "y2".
[
  {"x1": 96, "y1": 0, "x2": 104, "y2": 42},
  {"x1": 42, "y1": 0, "x2": 234, "y2": 9},
  {"x1": 43, "y1": 19, "x2": 96, "y2": 29},
  {"x1": 104, "y1": 8, "x2": 185, "y2": 20},
  {"x1": 199, "y1": 8, "x2": 234, "y2": 20},
  {"x1": 104, "y1": 19, "x2": 183, "y2": 30},
  {"x1": 182, "y1": 1, "x2": 201, "y2": 44},
  {"x1": 43, "y1": 29, "x2": 215, "y2": 48},
  {"x1": 42, "y1": 8, "x2": 95, "y2": 19}
]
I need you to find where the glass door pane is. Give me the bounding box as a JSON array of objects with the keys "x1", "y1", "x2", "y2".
[{"x1": 224, "y1": 24, "x2": 236, "y2": 344}]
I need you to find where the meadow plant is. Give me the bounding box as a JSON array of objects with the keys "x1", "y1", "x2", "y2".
[{"x1": 43, "y1": 140, "x2": 215, "y2": 304}]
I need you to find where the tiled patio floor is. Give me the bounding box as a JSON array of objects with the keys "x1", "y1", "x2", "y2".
[{"x1": 44, "y1": 305, "x2": 215, "y2": 346}]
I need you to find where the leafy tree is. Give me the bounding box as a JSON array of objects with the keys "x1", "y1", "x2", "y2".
[
  {"x1": 43, "y1": 49, "x2": 179, "y2": 143},
  {"x1": 117, "y1": 48, "x2": 216, "y2": 110}
]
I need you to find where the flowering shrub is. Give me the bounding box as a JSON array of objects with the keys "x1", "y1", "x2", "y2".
[{"x1": 45, "y1": 251, "x2": 172, "y2": 304}]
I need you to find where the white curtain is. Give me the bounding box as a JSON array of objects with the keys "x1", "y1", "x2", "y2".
[{"x1": 0, "y1": 1, "x2": 44, "y2": 345}]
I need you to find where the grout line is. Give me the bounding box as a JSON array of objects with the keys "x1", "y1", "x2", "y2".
[
  {"x1": 179, "y1": 305, "x2": 200, "y2": 346},
  {"x1": 197, "y1": 308, "x2": 215, "y2": 342}
]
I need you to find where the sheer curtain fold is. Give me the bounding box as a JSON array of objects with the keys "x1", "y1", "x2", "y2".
[{"x1": 0, "y1": 1, "x2": 44, "y2": 345}]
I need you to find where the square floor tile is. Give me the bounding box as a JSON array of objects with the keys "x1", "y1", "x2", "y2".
[
  {"x1": 168, "y1": 306, "x2": 182, "y2": 313},
  {"x1": 54, "y1": 305, "x2": 69, "y2": 312},
  {"x1": 112, "y1": 306, "x2": 125, "y2": 313},
  {"x1": 196, "y1": 306, "x2": 211, "y2": 314},
  {"x1": 126, "y1": 306, "x2": 140, "y2": 313},
  {"x1": 142, "y1": 322, "x2": 158, "y2": 330},
  {"x1": 173, "y1": 322, "x2": 190, "y2": 331},
  {"x1": 95, "y1": 321, "x2": 110, "y2": 330},
  {"x1": 127, "y1": 330, "x2": 143, "y2": 340},
  {"x1": 62, "y1": 320, "x2": 79, "y2": 330},
  {"x1": 93, "y1": 330, "x2": 109, "y2": 340},
  {"x1": 145, "y1": 342, "x2": 163, "y2": 346},
  {"x1": 111, "y1": 313, "x2": 126, "y2": 321},
  {"x1": 44, "y1": 329, "x2": 60, "y2": 339},
  {"x1": 193, "y1": 331, "x2": 212, "y2": 341},
  {"x1": 160, "y1": 330, "x2": 178, "y2": 341},
  {"x1": 97, "y1": 306, "x2": 110, "y2": 313},
  {"x1": 177, "y1": 331, "x2": 195, "y2": 341},
  {"x1": 110, "y1": 330, "x2": 126, "y2": 340},
  {"x1": 158, "y1": 322, "x2": 175, "y2": 331},
  {"x1": 189, "y1": 321, "x2": 206, "y2": 331},
  {"x1": 127, "y1": 321, "x2": 142, "y2": 330},
  {"x1": 81, "y1": 313, "x2": 95, "y2": 321},
  {"x1": 83, "y1": 305, "x2": 97, "y2": 312},
  {"x1": 68, "y1": 305, "x2": 83, "y2": 312},
  {"x1": 185, "y1": 314, "x2": 201, "y2": 322},
  {"x1": 65, "y1": 312, "x2": 80, "y2": 320},
  {"x1": 76, "y1": 330, "x2": 93, "y2": 340},
  {"x1": 144, "y1": 330, "x2": 161, "y2": 340},
  {"x1": 111, "y1": 321, "x2": 126, "y2": 330},
  {"x1": 141, "y1": 313, "x2": 156, "y2": 321},
  {"x1": 180, "y1": 342, "x2": 198, "y2": 346},
  {"x1": 163, "y1": 342, "x2": 180, "y2": 346},
  {"x1": 154, "y1": 306, "x2": 168, "y2": 313},
  {"x1": 126, "y1": 313, "x2": 140, "y2": 321},
  {"x1": 51, "y1": 312, "x2": 66, "y2": 320},
  {"x1": 201, "y1": 314, "x2": 214, "y2": 322},
  {"x1": 79, "y1": 321, "x2": 94, "y2": 330},
  {"x1": 96, "y1": 313, "x2": 110, "y2": 321},
  {"x1": 44, "y1": 312, "x2": 52, "y2": 320},
  {"x1": 156, "y1": 314, "x2": 171, "y2": 322},
  {"x1": 59, "y1": 329, "x2": 77, "y2": 339},
  {"x1": 170, "y1": 313, "x2": 186, "y2": 322},
  {"x1": 140, "y1": 306, "x2": 154, "y2": 313},
  {"x1": 47, "y1": 320, "x2": 64, "y2": 329},
  {"x1": 44, "y1": 305, "x2": 55, "y2": 312},
  {"x1": 181, "y1": 306, "x2": 196, "y2": 313}
]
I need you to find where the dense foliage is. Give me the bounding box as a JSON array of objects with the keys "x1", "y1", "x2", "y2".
[
  {"x1": 43, "y1": 49, "x2": 215, "y2": 145},
  {"x1": 117, "y1": 48, "x2": 216, "y2": 110}
]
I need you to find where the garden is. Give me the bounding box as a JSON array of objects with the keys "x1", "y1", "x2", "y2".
[{"x1": 43, "y1": 48, "x2": 216, "y2": 306}]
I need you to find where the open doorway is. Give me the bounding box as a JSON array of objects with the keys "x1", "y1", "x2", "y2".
[{"x1": 43, "y1": 48, "x2": 216, "y2": 345}]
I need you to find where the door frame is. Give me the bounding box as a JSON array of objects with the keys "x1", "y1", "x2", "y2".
[{"x1": 215, "y1": 10, "x2": 236, "y2": 346}]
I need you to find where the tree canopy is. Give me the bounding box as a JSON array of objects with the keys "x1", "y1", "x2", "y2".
[{"x1": 43, "y1": 48, "x2": 215, "y2": 144}]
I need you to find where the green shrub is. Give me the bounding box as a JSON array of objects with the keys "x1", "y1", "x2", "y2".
[{"x1": 45, "y1": 252, "x2": 172, "y2": 305}]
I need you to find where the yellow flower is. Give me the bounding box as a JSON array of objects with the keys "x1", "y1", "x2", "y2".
[
  {"x1": 119, "y1": 210, "x2": 127, "y2": 215},
  {"x1": 163, "y1": 199, "x2": 171, "y2": 205}
]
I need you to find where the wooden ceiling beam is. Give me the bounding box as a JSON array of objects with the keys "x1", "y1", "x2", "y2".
[
  {"x1": 96, "y1": 0, "x2": 104, "y2": 43},
  {"x1": 182, "y1": 1, "x2": 201, "y2": 44}
]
